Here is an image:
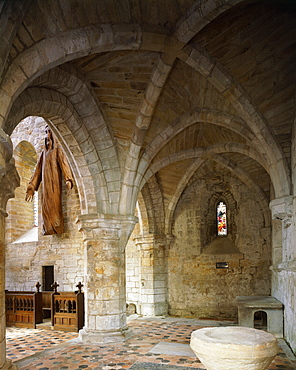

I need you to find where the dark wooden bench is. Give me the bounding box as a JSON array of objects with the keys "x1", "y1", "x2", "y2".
[
  {"x1": 51, "y1": 282, "x2": 84, "y2": 332},
  {"x1": 5, "y1": 283, "x2": 42, "y2": 329}
]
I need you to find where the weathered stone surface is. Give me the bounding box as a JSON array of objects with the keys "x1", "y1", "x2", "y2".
[
  {"x1": 190, "y1": 327, "x2": 278, "y2": 370},
  {"x1": 1, "y1": 0, "x2": 296, "y2": 365}
]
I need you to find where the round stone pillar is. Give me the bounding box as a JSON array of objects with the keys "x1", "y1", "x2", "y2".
[
  {"x1": 76, "y1": 213, "x2": 137, "y2": 343},
  {"x1": 135, "y1": 234, "x2": 168, "y2": 316},
  {"x1": 0, "y1": 130, "x2": 20, "y2": 370}
]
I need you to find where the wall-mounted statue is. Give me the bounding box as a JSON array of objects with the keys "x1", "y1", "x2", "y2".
[{"x1": 25, "y1": 125, "x2": 73, "y2": 235}]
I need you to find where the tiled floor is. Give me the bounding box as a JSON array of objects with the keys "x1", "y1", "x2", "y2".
[{"x1": 6, "y1": 316, "x2": 296, "y2": 370}]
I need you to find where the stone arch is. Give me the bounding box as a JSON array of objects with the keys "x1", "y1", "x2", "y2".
[
  {"x1": 140, "y1": 175, "x2": 165, "y2": 235},
  {"x1": 27, "y1": 65, "x2": 122, "y2": 213},
  {"x1": 0, "y1": 25, "x2": 169, "y2": 127},
  {"x1": 136, "y1": 193, "x2": 150, "y2": 236},
  {"x1": 140, "y1": 143, "x2": 269, "y2": 190},
  {"x1": 136, "y1": 110, "x2": 279, "y2": 202},
  {"x1": 164, "y1": 154, "x2": 271, "y2": 235},
  {"x1": 120, "y1": 0, "x2": 245, "y2": 214},
  {"x1": 181, "y1": 45, "x2": 291, "y2": 198},
  {"x1": 141, "y1": 110, "x2": 255, "y2": 165},
  {"x1": 0, "y1": 0, "x2": 33, "y2": 80},
  {"x1": 5, "y1": 88, "x2": 109, "y2": 214},
  {"x1": 173, "y1": 0, "x2": 244, "y2": 45}
]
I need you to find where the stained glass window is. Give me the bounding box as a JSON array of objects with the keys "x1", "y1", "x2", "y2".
[{"x1": 217, "y1": 201, "x2": 227, "y2": 235}]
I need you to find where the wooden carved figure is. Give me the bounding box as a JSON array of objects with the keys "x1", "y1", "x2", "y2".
[{"x1": 25, "y1": 125, "x2": 73, "y2": 235}]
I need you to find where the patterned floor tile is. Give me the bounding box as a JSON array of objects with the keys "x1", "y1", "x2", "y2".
[{"x1": 5, "y1": 317, "x2": 296, "y2": 369}]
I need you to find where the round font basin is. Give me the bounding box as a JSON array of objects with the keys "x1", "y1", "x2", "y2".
[{"x1": 190, "y1": 326, "x2": 278, "y2": 370}]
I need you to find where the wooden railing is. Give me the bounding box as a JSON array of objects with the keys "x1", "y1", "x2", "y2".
[
  {"x1": 5, "y1": 283, "x2": 42, "y2": 329},
  {"x1": 51, "y1": 282, "x2": 84, "y2": 332}
]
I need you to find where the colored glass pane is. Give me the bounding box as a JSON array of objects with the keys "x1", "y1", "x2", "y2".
[{"x1": 217, "y1": 201, "x2": 227, "y2": 235}]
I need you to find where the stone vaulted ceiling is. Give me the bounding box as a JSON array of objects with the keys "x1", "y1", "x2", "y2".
[{"x1": 1, "y1": 0, "x2": 295, "y2": 230}]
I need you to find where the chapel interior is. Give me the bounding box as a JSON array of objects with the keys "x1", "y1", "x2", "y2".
[{"x1": 0, "y1": 0, "x2": 296, "y2": 369}]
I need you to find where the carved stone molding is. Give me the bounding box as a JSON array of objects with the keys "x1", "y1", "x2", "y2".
[
  {"x1": 76, "y1": 213, "x2": 138, "y2": 252},
  {"x1": 270, "y1": 196, "x2": 293, "y2": 221}
]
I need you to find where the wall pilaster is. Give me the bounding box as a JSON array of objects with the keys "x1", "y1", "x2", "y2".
[
  {"x1": 0, "y1": 129, "x2": 19, "y2": 370},
  {"x1": 270, "y1": 195, "x2": 296, "y2": 349},
  {"x1": 76, "y1": 213, "x2": 137, "y2": 343},
  {"x1": 270, "y1": 196, "x2": 293, "y2": 270},
  {"x1": 135, "y1": 234, "x2": 168, "y2": 316}
]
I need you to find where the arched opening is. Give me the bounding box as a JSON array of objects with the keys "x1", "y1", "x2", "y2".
[
  {"x1": 5, "y1": 116, "x2": 84, "y2": 293},
  {"x1": 254, "y1": 310, "x2": 267, "y2": 331},
  {"x1": 5, "y1": 139, "x2": 38, "y2": 244}
]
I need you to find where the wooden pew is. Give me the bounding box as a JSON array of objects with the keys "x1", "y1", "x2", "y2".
[
  {"x1": 5, "y1": 283, "x2": 43, "y2": 329},
  {"x1": 51, "y1": 282, "x2": 84, "y2": 332}
]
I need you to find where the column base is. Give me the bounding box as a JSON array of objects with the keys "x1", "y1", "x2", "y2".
[
  {"x1": 1, "y1": 359, "x2": 17, "y2": 370},
  {"x1": 141, "y1": 302, "x2": 168, "y2": 316},
  {"x1": 79, "y1": 326, "x2": 132, "y2": 344}
]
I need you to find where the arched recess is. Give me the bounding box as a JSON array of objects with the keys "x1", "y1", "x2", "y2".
[
  {"x1": 141, "y1": 110, "x2": 255, "y2": 166},
  {"x1": 202, "y1": 192, "x2": 238, "y2": 252},
  {"x1": 140, "y1": 143, "x2": 268, "y2": 191},
  {"x1": 5, "y1": 88, "x2": 108, "y2": 214},
  {"x1": 162, "y1": 153, "x2": 271, "y2": 235},
  {"x1": 5, "y1": 139, "x2": 37, "y2": 244},
  {"x1": 135, "y1": 111, "x2": 278, "y2": 202},
  {"x1": 5, "y1": 64, "x2": 123, "y2": 213}
]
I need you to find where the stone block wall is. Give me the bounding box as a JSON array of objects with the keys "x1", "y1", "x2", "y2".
[{"x1": 168, "y1": 172, "x2": 272, "y2": 320}]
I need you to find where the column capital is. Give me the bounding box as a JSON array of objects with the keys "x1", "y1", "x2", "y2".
[
  {"x1": 269, "y1": 196, "x2": 293, "y2": 220},
  {"x1": 134, "y1": 234, "x2": 168, "y2": 251},
  {"x1": 76, "y1": 213, "x2": 138, "y2": 251}
]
